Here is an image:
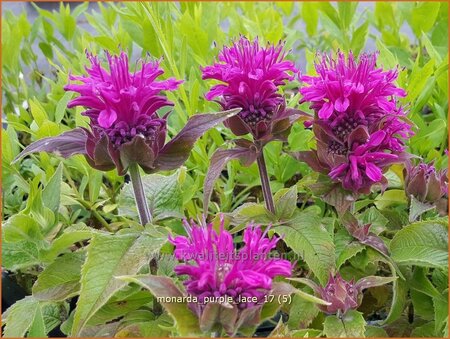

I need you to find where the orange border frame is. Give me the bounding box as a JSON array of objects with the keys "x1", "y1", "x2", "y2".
[{"x1": 0, "y1": 1, "x2": 448, "y2": 339}]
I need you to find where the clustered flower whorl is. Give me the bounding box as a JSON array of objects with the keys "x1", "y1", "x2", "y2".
[
  {"x1": 201, "y1": 36, "x2": 298, "y2": 140},
  {"x1": 299, "y1": 51, "x2": 413, "y2": 193}
]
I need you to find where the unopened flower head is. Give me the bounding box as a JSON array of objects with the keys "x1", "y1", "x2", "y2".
[
  {"x1": 299, "y1": 51, "x2": 412, "y2": 193},
  {"x1": 201, "y1": 36, "x2": 298, "y2": 140},
  {"x1": 169, "y1": 217, "x2": 292, "y2": 314},
  {"x1": 405, "y1": 161, "x2": 448, "y2": 204},
  {"x1": 318, "y1": 273, "x2": 360, "y2": 315}
]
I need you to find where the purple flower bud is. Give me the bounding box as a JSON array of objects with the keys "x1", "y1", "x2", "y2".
[
  {"x1": 317, "y1": 273, "x2": 360, "y2": 315},
  {"x1": 404, "y1": 161, "x2": 448, "y2": 205},
  {"x1": 201, "y1": 36, "x2": 299, "y2": 141}
]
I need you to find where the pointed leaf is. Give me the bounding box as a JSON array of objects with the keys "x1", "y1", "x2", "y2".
[
  {"x1": 116, "y1": 275, "x2": 201, "y2": 337},
  {"x1": 118, "y1": 170, "x2": 184, "y2": 221},
  {"x1": 203, "y1": 146, "x2": 257, "y2": 213},
  {"x1": 13, "y1": 128, "x2": 88, "y2": 163},
  {"x1": 42, "y1": 162, "x2": 63, "y2": 213},
  {"x1": 390, "y1": 220, "x2": 448, "y2": 268},
  {"x1": 355, "y1": 276, "x2": 396, "y2": 291},
  {"x1": 274, "y1": 210, "x2": 335, "y2": 285},
  {"x1": 155, "y1": 108, "x2": 240, "y2": 171},
  {"x1": 409, "y1": 195, "x2": 435, "y2": 222},
  {"x1": 323, "y1": 310, "x2": 366, "y2": 338},
  {"x1": 71, "y1": 229, "x2": 168, "y2": 336},
  {"x1": 32, "y1": 252, "x2": 85, "y2": 301}
]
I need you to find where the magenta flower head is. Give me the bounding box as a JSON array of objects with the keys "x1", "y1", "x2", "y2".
[
  {"x1": 295, "y1": 51, "x2": 413, "y2": 194},
  {"x1": 14, "y1": 51, "x2": 240, "y2": 175},
  {"x1": 169, "y1": 217, "x2": 292, "y2": 334},
  {"x1": 64, "y1": 51, "x2": 182, "y2": 174},
  {"x1": 201, "y1": 36, "x2": 299, "y2": 142},
  {"x1": 404, "y1": 161, "x2": 448, "y2": 214}
]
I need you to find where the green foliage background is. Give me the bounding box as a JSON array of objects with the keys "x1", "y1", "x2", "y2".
[{"x1": 1, "y1": 2, "x2": 448, "y2": 338}]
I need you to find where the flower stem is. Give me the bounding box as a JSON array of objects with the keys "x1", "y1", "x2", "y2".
[
  {"x1": 256, "y1": 149, "x2": 275, "y2": 214},
  {"x1": 129, "y1": 163, "x2": 161, "y2": 315},
  {"x1": 129, "y1": 163, "x2": 152, "y2": 226}
]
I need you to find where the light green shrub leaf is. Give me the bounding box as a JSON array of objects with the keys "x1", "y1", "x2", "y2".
[
  {"x1": 390, "y1": 220, "x2": 448, "y2": 268},
  {"x1": 33, "y1": 251, "x2": 85, "y2": 301},
  {"x1": 117, "y1": 275, "x2": 201, "y2": 337},
  {"x1": 71, "y1": 229, "x2": 167, "y2": 336},
  {"x1": 323, "y1": 310, "x2": 366, "y2": 338},
  {"x1": 274, "y1": 209, "x2": 335, "y2": 285},
  {"x1": 118, "y1": 170, "x2": 183, "y2": 221}
]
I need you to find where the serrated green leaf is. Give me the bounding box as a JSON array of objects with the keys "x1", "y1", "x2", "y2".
[
  {"x1": 118, "y1": 170, "x2": 183, "y2": 221},
  {"x1": 390, "y1": 220, "x2": 448, "y2": 268},
  {"x1": 116, "y1": 275, "x2": 201, "y2": 336},
  {"x1": 33, "y1": 251, "x2": 85, "y2": 301},
  {"x1": 274, "y1": 209, "x2": 335, "y2": 285},
  {"x1": 287, "y1": 293, "x2": 319, "y2": 329},
  {"x1": 3, "y1": 296, "x2": 39, "y2": 338},
  {"x1": 323, "y1": 310, "x2": 366, "y2": 338},
  {"x1": 71, "y1": 230, "x2": 167, "y2": 336},
  {"x1": 274, "y1": 185, "x2": 298, "y2": 220},
  {"x1": 42, "y1": 162, "x2": 63, "y2": 214}
]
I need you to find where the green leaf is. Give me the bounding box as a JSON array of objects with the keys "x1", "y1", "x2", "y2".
[
  {"x1": 39, "y1": 223, "x2": 102, "y2": 263},
  {"x1": 411, "y1": 321, "x2": 437, "y2": 337},
  {"x1": 334, "y1": 229, "x2": 365, "y2": 269},
  {"x1": 434, "y1": 294, "x2": 449, "y2": 335},
  {"x1": 42, "y1": 162, "x2": 63, "y2": 214},
  {"x1": 409, "y1": 2, "x2": 441, "y2": 37},
  {"x1": 383, "y1": 274, "x2": 408, "y2": 324},
  {"x1": 71, "y1": 229, "x2": 168, "y2": 336},
  {"x1": 274, "y1": 209, "x2": 335, "y2": 285},
  {"x1": 365, "y1": 325, "x2": 388, "y2": 337},
  {"x1": 302, "y1": 3, "x2": 319, "y2": 36},
  {"x1": 3, "y1": 296, "x2": 40, "y2": 338},
  {"x1": 409, "y1": 267, "x2": 445, "y2": 301},
  {"x1": 409, "y1": 196, "x2": 435, "y2": 222},
  {"x1": 3, "y1": 214, "x2": 43, "y2": 243},
  {"x1": 2, "y1": 239, "x2": 40, "y2": 271},
  {"x1": 351, "y1": 21, "x2": 368, "y2": 55},
  {"x1": 274, "y1": 185, "x2": 298, "y2": 220},
  {"x1": 390, "y1": 220, "x2": 448, "y2": 268},
  {"x1": 117, "y1": 275, "x2": 201, "y2": 337},
  {"x1": 118, "y1": 170, "x2": 183, "y2": 221},
  {"x1": 32, "y1": 251, "x2": 85, "y2": 301},
  {"x1": 54, "y1": 91, "x2": 73, "y2": 124},
  {"x1": 88, "y1": 290, "x2": 153, "y2": 326},
  {"x1": 287, "y1": 293, "x2": 319, "y2": 329},
  {"x1": 374, "y1": 189, "x2": 407, "y2": 210},
  {"x1": 291, "y1": 329, "x2": 322, "y2": 338},
  {"x1": 28, "y1": 304, "x2": 47, "y2": 338},
  {"x1": 376, "y1": 39, "x2": 398, "y2": 69},
  {"x1": 323, "y1": 310, "x2": 366, "y2": 338}
]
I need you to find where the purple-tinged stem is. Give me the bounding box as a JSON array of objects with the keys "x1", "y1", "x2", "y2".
[
  {"x1": 256, "y1": 149, "x2": 275, "y2": 214},
  {"x1": 129, "y1": 163, "x2": 161, "y2": 314},
  {"x1": 129, "y1": 163, "x2": 152, "y2": 226}
]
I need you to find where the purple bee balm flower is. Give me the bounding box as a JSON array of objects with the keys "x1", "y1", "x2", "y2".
[
  {"x1": 14, "y1": 51, "x2": 241, "y2": 175},
  {"x1": 169, "y1": 217, "x2": 293, "y2": 315},
  {"x1": 64, "y1": 51, "x2": 182, "y2": 174},
  {"x1": 301, "y1": 51, "x2": 407, "y2": 122},
  {"x1": 404, "y1": 161, "x2": 448, "y2": 214},
  {"x1": 295, "y1": 52, "x2": 412, "y2": 194},
  {"x1": 201, "y1": 36, "x2": 299, "y2": 141}
]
